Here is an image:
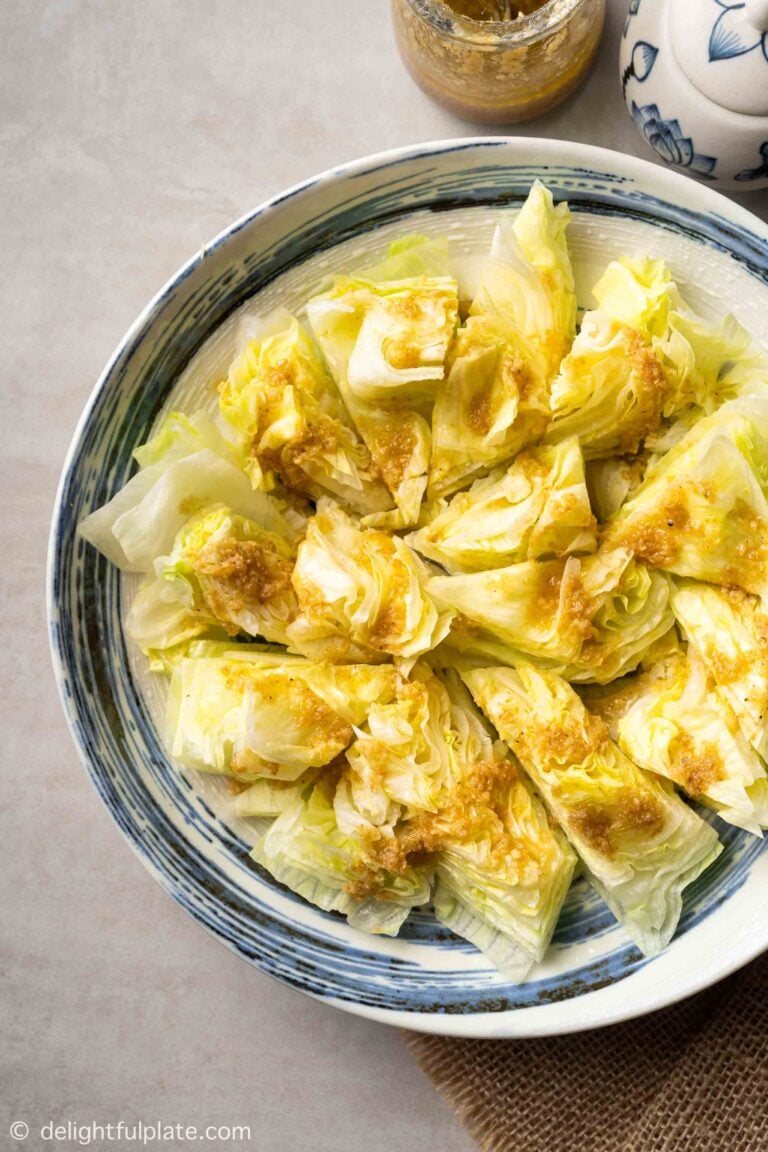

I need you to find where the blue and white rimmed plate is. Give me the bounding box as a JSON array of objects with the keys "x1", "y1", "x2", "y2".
[{"x1": 48, "y1": 138, "x2": 768, "y2": 1038}]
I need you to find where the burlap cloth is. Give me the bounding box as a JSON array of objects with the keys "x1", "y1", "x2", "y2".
[{"x1": 405, "y1": 953, "x2": 768, "y2": 1152}]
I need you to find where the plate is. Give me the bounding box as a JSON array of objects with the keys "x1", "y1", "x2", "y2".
[{"x1": 48, "y1": 138, "x2": 768, "y2": 1038}]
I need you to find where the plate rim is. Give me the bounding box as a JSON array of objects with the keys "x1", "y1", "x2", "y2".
[{"x1": 47, "y1": 135, "x2": 768, "y2": 1038}]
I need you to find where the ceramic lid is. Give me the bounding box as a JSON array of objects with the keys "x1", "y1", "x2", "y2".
[{"x1": 669, "y1": 0, "x2": 768, "y2": 117}]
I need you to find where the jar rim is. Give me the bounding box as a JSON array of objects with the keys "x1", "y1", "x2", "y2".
[{"x1": 403, "y1": 0, "x2": 588, "y2": 45}]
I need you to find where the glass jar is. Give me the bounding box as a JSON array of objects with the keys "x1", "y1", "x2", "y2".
[{"x1": 391, "y1": 0, "x2": 606, "y2": 124}]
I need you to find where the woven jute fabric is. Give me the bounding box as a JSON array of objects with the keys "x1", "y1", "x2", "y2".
[{"x1": 405, "y1": 954, "x2": 768, "y2": 1152}]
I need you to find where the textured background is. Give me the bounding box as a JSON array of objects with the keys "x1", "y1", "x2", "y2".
[{"x1": 2, "y1": 1, "x2": 766, "y2": 1150}]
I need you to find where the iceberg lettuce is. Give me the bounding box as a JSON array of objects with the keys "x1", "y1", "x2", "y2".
[
  {"x1": 307, "y1": 272, "x2": 458, "y2": 523},
  {"x1": 615, "y1": 653, "x2": 768, "y2": 835},
  {"x1": 546, "y1": 311, "x2": 671, "y2": 458},
  {"x1": 654, "y1": 308, "x2": 768, "y2": 416},
  {"x1": 132, "y1": 410, "x2": 243, "y2": 470},
  {"x1": 355, "y1": 234, "x2": 454, "y2": 284},
  {"x1": 218, "y1": 310, "x2": 392, "y2": 515},
  {"x1": 430, "y1": 555, "x2": 590, "y2": 666},
  {"x1": 127, "y1": 504, "x2": 301, "y2": 653},
  {"x1": 470, "y1": 181, "x2": 577, "y2": 381},
  {"x1": 233, "y1": 773, "x2": 320, "y2": 818},
  {"x1": 287, "y1": 499, "x2": 453, "y2": 664},
  {"x1": 429, "y1": 314, "x2": 551, "y2": 497},
  {"x1": 252, "y1": 776, "x2": 432, "y2": 936},
  {"x1": 167, "y1": 651, "x2": 398, "y2": 782},
  {"x1": 577, "y1": 550, "x2": 674, "y2": 684},
  {"x1": 78, "y1": 411, "x2": 301, "y2": 572},
  {"x1": 429, "y1": 671, "x2": 576, "y2": 980},
  {"x1": 585, "y1": 454, "x2": 649, "y2": 523},
  {"x1": 671, "y1": 580, "x2": 768, "y2": 760},
  {"x1": 605, "y1": 398, "x2": 768, "y2": 600},
  {"x1": 312, "y1": 276, "x2": 458, "y2": 404},
  {"x1": 591, "y1": 257, "x2": 679, "y2": 340},
  {"x1": 431, "y1": 768, "x2": 576, "y2": 981},
  {"x1": 411, "y1": 438, "x2": 596, "y2": 572},
  {"x1": 337, "y1": 664, "x2": 455, "y2": 834},
  {"x1": 464, "y1": 664, "x2": 722, "y2": 955},
  {"x1": 429, "y1": 548, "x2": 673, "y2": 683}
]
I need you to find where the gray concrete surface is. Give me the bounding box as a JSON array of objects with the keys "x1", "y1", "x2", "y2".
[{"x1": 2, "y1": 2, "x2": 766, "y2": 1150}]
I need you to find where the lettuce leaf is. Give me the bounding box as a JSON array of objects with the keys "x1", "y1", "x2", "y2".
[
  {"x1": 166, "y1": 651, "x2": 398, "y2": 782},
  {"x1": 337, "y1": 664, "x2": 455, "y2": 833},
  {"x1": 287, "y1": 499, "x2": 453, "y2": 664},
  {"x1": 132, "y1": 410, "x2": 243, "y2": 470},
  {"x1": 218, "y1": 310, "x2": 392, "y2": 515},
  {"x1": 429, "y1": 671, "x2": 576, "y2": 980},
  {"x1": 546, "y1": 312, "x2": 671, "y2": 458},
  {"x1": 671, "y1": 580, "x2": 768, "y2": 760},
  {"x1": 616, "y1": 653, "x2": 768, "y2": 835},
  {"x1": 429, "y1": 314, "x2": 552, "y2": 498},
  {"x1": 307, "y1": 273, "x2": 458, "y2": 523},
  {"x1": 471, "y1": 181, "x2": 577, "y2": 381},
  {"x1": 464, "y1": 664, "x2": 722, "y2": 955},
  {"x1": 146, "y1": 637, "x2": 306, "y2": 673},
  {"x1": 78, "y1": 411, "x2": 301, "y2": 572},
  {"x1": 233, "y1": 773, "x2": 319, "y2": 818},
  {"x1": 312, "y1": 276, "x2": 458, "y2": 405},
  {"x1": 654, "y1": 308, "x2": 768, "y2": 416},
  {"x1": 429, "y1": 548, "x2": 673, "y2": 683},
  {"x1": 126, "y1": 504, "x2": 301, "y2": 654},
  {"x1": 252, "y1": 776, "x2": 432, "y2": 936},
  {"x1": 328, "y1": 666, "x2": 576, "y2": 978},
  {"x1": 430, "y1": 555, "x2": 590, "y2": 666},
  {"x1": 585, "y1": 454, "x2": 649, "y2": 523},
  {"x1": 591, "y1": 257, "x2": 679, "y2": 340},
  {"x1": 605, "y1": 398, "x2": 768, "y2": 600},
  {"x1": 355, "y1": 234, "x2": 454, "y2": 283},
  {"x1": 411, "y1": 438, "x2": 596, "y2": 573},
  {"x1": 578, "y1": 550, "x2": 674, "y2": 684}
]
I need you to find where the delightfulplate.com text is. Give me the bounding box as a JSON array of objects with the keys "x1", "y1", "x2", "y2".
[{"x1": 9, "y1": 1120, "x2": 252, "y2": 1145}]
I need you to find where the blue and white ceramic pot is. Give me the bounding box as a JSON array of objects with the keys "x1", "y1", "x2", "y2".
[{"x1": 621, "y1": 0, "x2": 768, "y2": 191}]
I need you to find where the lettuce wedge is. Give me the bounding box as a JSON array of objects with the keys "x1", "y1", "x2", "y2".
[
  {"x1": 78, "y1": 411, "x2": 301, "y2": 572},
  {"x1": 671, "y1": 580, "x2": 768, "y2": 759},
  {"x1": 605, "y1": 398, "x2": 768, "y2": 600},
  {"x1": 252, "y1": 774, "x2": 432, "y2": 936},
  {"x1": 615, "y1": 654, "x2": 768, "y2": 835},
  {"x1": 429, "y1": 314, "x2": 551, "y2": 497},
  {"x1": 430, "y1": 672, "x2": 577, "y2": 980},
  {"x1": 464, "y1": 664, "x2": 722, "y2": 955},
  {"x1": 429, "y1": 548, "x2": 673, "y2": 684},
  {"x1": 287, "y1": 499, "x2": 453, "y2": 664},
  {"x1": 167, "y1": 649, "x2": 399, "y2": 782},
  {"x1": 307, "y1": 272, "x2": 458, "y2": 523},
  {"x1": 128, "y1": 504, "x2": 301, "y2": 655},
  {"x1": 470, "y1": 181, "x2": 577, "y2": 380},
  {"x1": 415, "y1": 438, "x2": 596, "y2": 573},
  {"x1": 218, "y1": 310, "x2": 392, "y2": 515}
]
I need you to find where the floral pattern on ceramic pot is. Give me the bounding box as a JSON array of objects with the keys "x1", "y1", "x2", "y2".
[
  {"x1": 623, "y1": 0, "x2": 642, "y2": 38},
  {"x1": 631, "y1": 102, "x2": 718, "y2": 179},
  {"x1": 710, "y1": 0, "x2": 768, "y2": 62},
  {"x1": 737, "y1": 140, "x2": 768, "y2": 180},
  {"x1": 622, "y1": 40, "x2": 658, "y2": 93}
]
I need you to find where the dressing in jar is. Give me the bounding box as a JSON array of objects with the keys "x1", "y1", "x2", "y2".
[{"x1": 392, "y1": 0, "x2": 606, "y2": 124}]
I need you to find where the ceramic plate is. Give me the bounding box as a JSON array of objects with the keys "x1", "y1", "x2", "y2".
[{"x1": 48, "y1": 138, "x2": 768, "y2": 1038}]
